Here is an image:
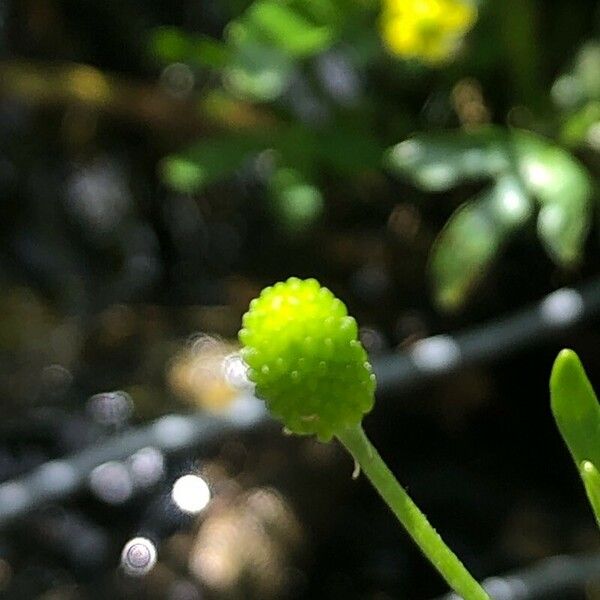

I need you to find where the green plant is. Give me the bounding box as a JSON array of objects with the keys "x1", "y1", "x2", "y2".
[
  {"x1": 239, "y1": 277, "x2": 490, "y2": 600},
  {"x1": 551, "y1": 349, "x2": 600, "y2": 528},
  {"x1": 386, "y1": 127, "x2": 593, "y2": 312},
  {"x1": 151, "y1": 4, "x2": 596, "y2": 314}
]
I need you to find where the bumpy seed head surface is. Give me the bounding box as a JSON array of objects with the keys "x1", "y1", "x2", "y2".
[{"x1": 239, "y1": 277, "x2": 376, "y2": 440}]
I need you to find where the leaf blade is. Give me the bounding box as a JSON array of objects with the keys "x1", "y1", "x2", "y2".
[
  {"x1": 580, "y1": 461, "x2": 600, "y2": 528},
  {"x1": 550, "y1": 349, "x2": 600, "y2": 470}
]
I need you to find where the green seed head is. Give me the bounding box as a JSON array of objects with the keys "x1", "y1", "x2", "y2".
[{"x1": 239, "y1": 277, "x2": 376, "y2": 441}]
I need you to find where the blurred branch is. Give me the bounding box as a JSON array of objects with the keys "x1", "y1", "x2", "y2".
[
  {"x1": 437, "y1": 552, "x2": 600, "y2": 600},
  {"x1": 1, "y1": 276, "x2": 600, "y2": 527},
  {"x1": 0, "y1": 60, "x2": 277, "y2": 136},
  {"x1": 375, "y1": 277, "x2": 600, "y2": 395},
  {"x1": 0, "y1": 399, "x2": 267, "y2": 528}
]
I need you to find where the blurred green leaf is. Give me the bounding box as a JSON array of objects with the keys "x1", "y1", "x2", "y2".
[
  {"x1": 223, "y1": 0, "x2": 346, "y2": 100},
  {"x1": 515, "y1": 132, "x2": 592, "y2": 265},
  {"x1": 269, "y1": 167, "x2": 324, "y2": 233},
  {"x1": 386, "y1": 128, "x2": 510, "y2": 192},
  {"x1": 429, "y1": 175, "x2": 531, "y2": 312},
  {"x1": 298, "y1": 0, "x2": 342, "y2": 26},
  {"x1": 150, "y1": 27, "x2": 230, "y2": 69},
  {"x1": 536, "y1": 198, "x2": 591, "y2": 267},
  {"x1": 225, "y1": 26, "x2": 294, "y2": 101},
  {"x1": 386, "y1": 127, "x2": 593, "y2": 310},
  {"x1": 580, "y1": 461, "x2": 600, "y2": 528},
  {"x1": 575, "y1": 42, "x2": 600, "y2": 100},
  {"x1": 161, "y1": 134, "x2": 267, "y2": 193},
  {"x1": 553, "y1": 42, "x2": 600, "y2": 114},
  {"x1": 490, "y1": 173, "x2": 533, "y2": 227},
  {"x1": 151, "y1": 27, "x2": 191, "y2": 63},
  {"x1": 550, "y1": 350, "x2": 600, "y2": 471},
  {"x1": 560, "y1": 101, "x2": 600, "y2": 146},
  {"x1": 430, "y1": 195, "x2": 500, "y2": 312},
  {"x1": 246, "y1": 0, "x2": 334, "y2": 58}
]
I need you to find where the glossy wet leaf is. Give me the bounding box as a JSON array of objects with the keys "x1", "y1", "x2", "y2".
[
  {"x1": 515, "y1": 133, "x2": 592, "y2": 265},
  {"x1": 536, "y1": 196, "x2": 591, "y2": 266},
  {"x1": 550, "y1": 349, "x2": 600, "y2": 471},
  {"x1": 386, "y1": 127, "x2": 592, "y2": 310},
  {"x1": 429, "y1": 175, "x2": 531, "y2": 311},
  {"x1": 580, "y1": 461, "x2": 600, "y2": 528},
  {"x1": 385, "y1": 128, "x2": 510, "y2": 192}
]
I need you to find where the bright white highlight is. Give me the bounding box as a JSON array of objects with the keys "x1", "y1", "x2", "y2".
[
  {"x1": 221, "y1": 352, "x2": 251, "y2": 390},
  {"x1": 539, "y1": 288, "x2": 584, "y2": 326},
  {"x1": 391, "y1": 139, "x2": 422, "y2": 164},
  {"x1": 121, "y1": 537, "x2": 157, "y2": 576},
  {"x1": 495, "y1": 177, "x2": 531, "y2": 225},
  {"x1": 410, "y1": 335, "x2": 462, "y2": 373},
  {"x1": 171, "y1": 474, "x2": 211, "y2": 515},
  {"x1": 524, "y1": 161, "x2": 553, "y2": 188}
]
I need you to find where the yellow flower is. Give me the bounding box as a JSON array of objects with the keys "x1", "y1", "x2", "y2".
[{"x1": 381, "y1": 0, "x2": 477, "y2": 65}]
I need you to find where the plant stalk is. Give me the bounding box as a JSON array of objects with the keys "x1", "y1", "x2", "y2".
[{"x1": 336, "y1": 424, "x2": 490, "y2": 600}]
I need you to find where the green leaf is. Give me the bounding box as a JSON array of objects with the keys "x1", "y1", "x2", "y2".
[
  {"x1": 298, "y1": 0, "x2": 342, "y2": 26},
  {"x1": 225, "y1": 25, "x2": 294, "y2": 101},
  {"x1": 386, "y1": 128, "x2": 593, "y2": 310},
  {"x1": 269, "y1": 168, "x2": 324, "y2": 233},
  {"x1": 191, "y1": 36, "x2": 232, "y2": 69},
  {"x1": 575, "y1": 42, "x2": 600, "y2": 100},
  {"x1": 561, "y1": 101, "x2": 600, "y2": 146},
  {"x1": 245, "y1": 0, "x2": 334, "y2": 58},
  {"x1": 551, "y1": 349, "x2": 600, "y2": 529},
  {"x1": 150, "y1": 27, "x2": 193, "y2": 64},
  {"x1": 536, "y1": 197, "x2": 591, "y2": 267},
  {"x1": 385, "y1": 128, "x2": 511, "y2": 192},
  {"x1": 550, "y1": 349, "x2": 600, "y2": 470},
  {"x1": 515, "y1": 132, "x2": 592, "y2": 266},
  {"x1": 149, "y1": 27, "x2": 230, "y2": 69},
  {"x1": 161, "y1": 134, "x2": 267, "y2": 193},
  {"x1": 580, "y1": 461, "x2": 600, "y2": 528},
  {"x1": 429, "y1": 176, "x2": 531, "y2": 312}
]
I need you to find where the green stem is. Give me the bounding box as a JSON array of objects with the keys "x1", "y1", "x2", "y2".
[{"x1": 336, "y1": 424, "x2": 490, "y2": 600}]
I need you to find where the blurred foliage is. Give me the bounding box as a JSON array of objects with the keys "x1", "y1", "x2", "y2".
[
  {"x1": 554, "y1": 41, "x2": 600, "y2": 148},
  {"x1": 386, "y1": 128, "x2": 592, "y2": 310},
  {"x1": 143, "y1": 0, "x2": 598, "y2": 312}
]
